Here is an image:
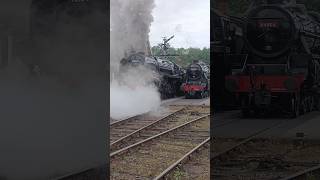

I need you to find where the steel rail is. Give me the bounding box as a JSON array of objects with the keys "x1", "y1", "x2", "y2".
[
  {"x1": 212, "y1": 120, "x2": 287, "y2": 160},
  {"x1": 110, "y1": 113, "x2": 147, "y2": 126},
  {"x1": 153, "y1": 137, "x2": 210, "y2": 180},
  {"x1": 279, "y1": 164, "x2": 320, "y2": 180},
  {"x1": 52, "y1": 165, "x2": 107, "y2": 180},
  {"x1": 153, "y1": 119, "x2": 286, "y2": 180},
  {"x1": 110, "y1": 114, "x2": 210, "y2": 157},
  {"x1": 168, "y1": 104, "x2": 210, "y2": 108},
  {"x1": 52, "y1": 168, "x2": 93, "y2": 180},
  {"x1": 110, "y1": 108, "x2": 185, "y2": 149}
]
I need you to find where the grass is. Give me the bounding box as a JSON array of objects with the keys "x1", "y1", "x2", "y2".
[
  {"x1": 172, "y1": 167, "x2": 186, "y2": 180},
  {"x1": 306, "y1": 173, "x2": 317, "y2": 180}
]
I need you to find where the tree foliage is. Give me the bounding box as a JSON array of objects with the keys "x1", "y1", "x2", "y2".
[
  {"x1": 151, "y1": 46, "x2": 210, "y2": 67},
  {"x1": 298, "y1": 0, "x2": 320, "y2": 12}
]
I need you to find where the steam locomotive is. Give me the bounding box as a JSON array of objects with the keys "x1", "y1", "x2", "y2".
[
  {"x1": 224, "y1": 0, "x2": 320, "y2": 117},
  {"x1": 157, "y1": 58, "x2": 185, "y2": 98},
  {"x1": 183, "y1": 60, "x2": 210, "y2": 99},
  {"x1": 119, "y1": 52, "x2": 185, "y2": 99}
]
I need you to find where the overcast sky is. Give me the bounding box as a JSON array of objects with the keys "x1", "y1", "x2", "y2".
[{"x1": 149, "y1": 0, "x2": 210, "y2": 49}]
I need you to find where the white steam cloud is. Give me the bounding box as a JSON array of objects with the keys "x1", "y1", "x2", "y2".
[
  {"x1": 110, "y1": 0, "x2": 161, "y2": 120},
  {"x1": 110, "y1": 81, "x2": 161, "y2": 119}
]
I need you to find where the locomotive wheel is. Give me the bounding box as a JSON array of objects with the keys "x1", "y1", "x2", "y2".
[
  {"x1": 290, "y1": 97, "x2": 299, "y2": 118},
  {"x1": 197, "y1": 92, "x2": 201, "y2": 99},
  {"x1": 195, "y1": 92, "x2": 201, "y2": 99},
  {"x1": 185, "y1": 93, "x2": 191, "y2": 99},
  {"x1": 200, "y1": 91, "x2": 205, "y2": 99},
  {"x1": 205, "y1": 91, "x2": 209, "y2": 98},
  {"x1": 315, "y1": 95, "x2": 320, "y2": 110},
  {"x1": 253, "y1": 109, "x2": 261, "y2": 117},
  {"x1": 304, "y1": 96, "x2": 314, "y2": 113},
  {"x1": 300, "y1": 98, "x2": 307, "y2": 115},
  {"x1": 241, "y1": 98, "x2": 250, "y2": 118},
  {"x1": 242, "y1": 108, "x2": 251, "y2": 118},
  {"x1": 309, "y1": 96, "x2": 315, "y2": 112},
  {"x1": 306, "y1": 97, "x2": 311, "y2": 112}
]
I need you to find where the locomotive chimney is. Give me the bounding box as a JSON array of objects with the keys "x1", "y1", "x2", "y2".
[{"x1": 146, "y1": 40, "x2": 152, "y2": 56}]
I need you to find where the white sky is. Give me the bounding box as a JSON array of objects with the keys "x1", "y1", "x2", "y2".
[{"x1": 149, "y1": 0, "x2": 210, "y2": 49}]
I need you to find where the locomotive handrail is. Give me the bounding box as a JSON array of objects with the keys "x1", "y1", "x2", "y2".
[
  {"x1": 312, "y1": 54, "x2": 320, "y2": 59},
  {"x1": 300, "y1": 30, "x2": 320, "y2": 39},
  {"x1": 241, "y1": 54, "x2": 248, "y2": 73},
  {"x1": 246, "y1": 63, "x2": 287, "y2": 66},
  {"x1": 212, "y1": 41, "x2": 223, "y2": 44},
  {"x1": 248, "y1": 17, "x2": 285, "y2": 20},
  {"x1": 228, "y1": 54, "x2": 248, "y2": 73}
]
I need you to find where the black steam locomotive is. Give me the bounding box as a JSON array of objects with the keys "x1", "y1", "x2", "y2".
[
  {"x1": 183, "y1": 60, "x2": 210, "y2": 99},
  {"x1": 157, "y1": 58, "x2": 185, "y2": 98},
  {"x1": 224, "y1": 0, "x2": 320, "y2": 117},
  {"x1": 119, "y1": 52, "x2": 185, "y2": 99}
]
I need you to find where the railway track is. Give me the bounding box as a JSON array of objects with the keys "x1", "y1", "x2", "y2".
[
  {"x1": 212, "y1": 120, "x2": 320, "y2": 180},
  {"x1": 54, "y1": 166, "x2": 107, "y2": 180},
  {"x1": 110, "y1": 106, "x2": 184, "y2": 143},
  {"x1": 280, "y1": 164, "x2": 320, "y2": 180},
  {"x1": 147, "y1": 113, "x2": 243, "y2": 180},
  {"x1": 154, "y1": 138, "x2": 210, "y2": 180},
  {"x1": 110, "y1": 114, "x2": 210, "y2": 179},
  {"x1": 110, "y1": 106, "x2": 209, "y2": 153}
]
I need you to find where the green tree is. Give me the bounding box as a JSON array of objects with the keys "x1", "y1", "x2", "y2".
[{"x1": 151, "y1": 46, "x2": 210, "y2": 67}]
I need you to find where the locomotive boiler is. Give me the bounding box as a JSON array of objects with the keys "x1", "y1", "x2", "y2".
[
  {"x1": 225, "y1": 0, "x2": 320, "y2": 117},
  {"x1": 119, "y1": 52, "x2": 185, "y2": 99},
  {"x1": 183, "y1": 60, "x2": 210, "y2": 99},
  {"x1": 119, "y1": 52, "x2": 161, "y2": 87},
  {"x1": 157, "y1": 58, "x2": 185, "y2": 98}
]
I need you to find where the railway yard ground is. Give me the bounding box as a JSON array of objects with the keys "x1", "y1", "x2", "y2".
[
  {"x1": 212, "y1": 110, "x2": 320, "y2": 180},
  {"x1": 213, "y1": 110, "x2": 320, "y2": 139},
  {"x1": 64, "y1": 97, "x2": 320, "y2": 179},
  {"x1": 110, "y1": 97, "x2": 210, "y2": 179}
]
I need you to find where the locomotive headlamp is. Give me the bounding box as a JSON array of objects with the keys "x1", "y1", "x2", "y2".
[
  {"x1": 284, "y1": 77, "x2": 297, "y2": 91},
  {"x1": 225, "y1": 79, "x2": 239, "y2": 92}
]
